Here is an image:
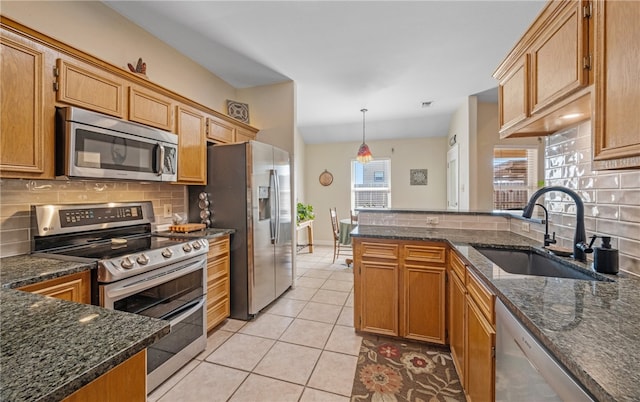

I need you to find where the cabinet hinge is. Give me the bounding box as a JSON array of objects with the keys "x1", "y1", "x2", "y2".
[
  {"x1": 491, "y1": 346, "x2": 496, "y2": 359},
  {"x1": 445, "y1": 329, "x2": 449, "y2": 342},
  {"x1": 53, "y1": 67, "x2": 59, "y2": 77},
  {"x1": 53, "y1": 82, "x2": 59, "y2": 92},
  {"x1": 205, "y1": 118, "x2": 210, "y2": 135},
  {"x1": 583, "y1": 54, "x2": 592, "y2": 70},
  {"x1": 583, "y1": 1, "x2": 592, "y2": 19}
]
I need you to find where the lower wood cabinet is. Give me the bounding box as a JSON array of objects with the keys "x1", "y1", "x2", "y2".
[
  {"x1": 354, "y1": 238, "x2": 446, "y2": 344},
  {"x1": 448, "y1": 251, "x2": 496, "y2": 402},
  {"x1": 18, "y1": 271, "x2": 91, "y2": 304},
  {"x1": 62, "y1": 349, "x2": 146, "y2": 402},
  {"x1": 206, "y1": 235, "x2": 231, "y2": 331}
]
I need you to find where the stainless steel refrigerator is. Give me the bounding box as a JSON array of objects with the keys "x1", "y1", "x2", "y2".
[{"x1": 189, "y1": 141, "x2": 293, "y2": 320}]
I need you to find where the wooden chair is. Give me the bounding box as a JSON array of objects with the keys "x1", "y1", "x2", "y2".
[{"x1": 329, "y1": 207, "x2": 352, "y2": 265}]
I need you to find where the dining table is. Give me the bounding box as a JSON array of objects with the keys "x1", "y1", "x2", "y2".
[{"x1": 339, "y1": 218, "x2": 355, "y2": 245}]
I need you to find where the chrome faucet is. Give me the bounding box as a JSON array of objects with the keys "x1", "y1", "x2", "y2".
[{"x1": 522, "y1": 186, "x2": 591, "y2": 262}]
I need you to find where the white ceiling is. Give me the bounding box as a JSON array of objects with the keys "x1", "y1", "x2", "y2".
[{"x1": 104, "y1": 1, "x2": 545, "y2": 144}]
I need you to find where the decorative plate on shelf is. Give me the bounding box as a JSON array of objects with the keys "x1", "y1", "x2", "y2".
[{"x1": 319, "y1": 170, "x2": 333, "y2": 186}]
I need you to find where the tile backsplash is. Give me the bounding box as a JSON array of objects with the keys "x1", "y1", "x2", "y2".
[
  {"x1": 0, "y1": 179, "x2": 187, "y2": 257},
  {"x1": 512, "y1": 121, "x2": 640, "y2": 276}
]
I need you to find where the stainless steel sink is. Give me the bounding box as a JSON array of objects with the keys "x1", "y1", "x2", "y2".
[{"x1": 474, "y1": 247, "x2": 613, "y2": 282}]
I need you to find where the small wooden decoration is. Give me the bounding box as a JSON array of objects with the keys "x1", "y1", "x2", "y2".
[
  {"x1": 127, "y1": 57, "x2": 148, "y2": 78},
  {"x1": 319, "y1": 170, "x2": 334, "y2": 186}
]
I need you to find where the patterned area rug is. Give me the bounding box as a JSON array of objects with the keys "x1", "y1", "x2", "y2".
[{"x1": 351, "y1": 335, "x2": 466, "y2": 402}]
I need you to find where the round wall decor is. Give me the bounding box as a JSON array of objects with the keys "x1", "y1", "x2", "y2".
[{"x1": 319, "y1": 170, "x2": 334, "y2": 186}]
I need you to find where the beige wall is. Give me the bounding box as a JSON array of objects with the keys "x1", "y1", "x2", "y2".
[
  {"x1": 475, "y1": 102, "x2": 544, "y2": 210},
  {"x1": 448, "y1": 97, "x2": 477, "y2": 210},
  {"x1": 305, "y1": 137, "x2": 447, "y2": 243}
]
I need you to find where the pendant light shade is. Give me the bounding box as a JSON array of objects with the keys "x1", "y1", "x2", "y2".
[{"x1": 356, "y1": 108, "x2": 373, "y2": 163}]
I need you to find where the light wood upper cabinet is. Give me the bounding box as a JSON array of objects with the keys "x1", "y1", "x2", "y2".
[
  {"x1": 18, "y1": 271, "x2": 92, "y2": 304},
  {"x1": 529, "y1": 0, "x2": 589, "y2": 114},
  {"x1": 206, "y1": 115, "x2": 235, "y2": 143},
  {"x1": 207, "y1": 235, "x2": 231, "y2": 332},
  {"x1": 206, "y1": 114, "x2": 258, "y2": 144},
  {"x1": 128, "y1": 86, "x2": 174, "y2": 131},
  {"x1": 494, "y1": 0, "x2": 592, "y2": 139},
  {"x1": 0, "y1": 28, "x2": 56, "y2": 179},
  {"x1": 592, "y1": 0, "x2": 640, "y2": 169},
  {"x1": 176, "y1": 105, "x2": 206, "y2": 184},
  {"x1": 56, "y1": 58, "x2": 125, "y2": 118},
  {"x1": 235, "y1": 127, "x2": 256, "y2": 143}
]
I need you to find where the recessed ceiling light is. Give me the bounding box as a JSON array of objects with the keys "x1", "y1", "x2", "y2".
[{"x1": 421, "y1": 101, "x2": 433, "y2": 108}]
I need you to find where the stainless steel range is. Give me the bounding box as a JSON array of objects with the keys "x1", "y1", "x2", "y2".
[{"x1": 31, "y1": 201, "x2": 208, "y2": 393}]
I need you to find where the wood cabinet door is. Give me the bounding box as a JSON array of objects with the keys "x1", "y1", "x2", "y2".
[
  {"x1": 358, "y1": 259, "x2": 399, "y2": 337},
  {"x1": 56, "y1": 58, "x2": 124, "y2": 118},
  {"x1": 592, "y1": 0, "x2": 640, "y2": 169},
  {"x1": 206, "y1": 115, "x2": 235, "y2": 143},
  {"x1": 176, "y1": 105, "x2": 206, "y2": 184},
  {"x1": 18, "y1": 271, "x2": 91, "y2": 304},
  {"x1": 1, "y1": 29, "x2": 56, "y2": 179},
  {"x1": 401, "y1": 263, "x2": 446, "y2": 344},
  {"x1": 235, "y1": 127, "x2": 255, "y2": 143},
  {"x1": 448, "y1": 269, "x2": 466, "y2": 385},
  {"x1": 465, "y1": 295, "x2": 496, "y2": 402},
  {"x1": 207, "y1": 236, "x2": 230, "y2": 331},
  {"x1": 530, "y1": 0, "x2": 589, "y2": 114},
  {"x1": 128, "y1": 86, "x2": 174, "y2": 131},
  {"x1": 498, "y1": 54, "x2": 529, "y2": 135}
]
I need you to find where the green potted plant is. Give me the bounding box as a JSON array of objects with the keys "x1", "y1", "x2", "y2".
[{"x1": 297, "y1": 202, "x2": 315, "y2": 224}]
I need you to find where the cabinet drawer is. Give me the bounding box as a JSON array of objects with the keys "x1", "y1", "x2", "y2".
[
  {"x1": 207, "y1": 298, "x2": 230, "y2": 331},
  {"x1": 207, "y1": 278, "x2": 228, "y2": 303},
  {"x1": 403, "y1": 244, "x2": 446, "y2": 265},
  {"x1": 207, "y1": 256, "x2": 229, "y2": 281},
  {"x1": 449, "y1": 251, "x2": 467, "y2": 284},
  {"x1": 361, "y1": 242, "x2": 399, "y2": 260},
  {"x1": 466, "y1": 269, "x2": 495, "y2": 325},
  {"x1": 208, "y1": 236, "x2": 230, "y2": 258}
]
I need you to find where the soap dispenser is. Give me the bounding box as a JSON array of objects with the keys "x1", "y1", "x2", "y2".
[{"x1": 593, "y1": 236, "x2": 619, "y2": 274}]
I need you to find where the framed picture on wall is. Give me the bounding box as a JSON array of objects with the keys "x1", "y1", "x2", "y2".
[{"x1": 410, "y1": 169, "x2": 428, "y2": 185}]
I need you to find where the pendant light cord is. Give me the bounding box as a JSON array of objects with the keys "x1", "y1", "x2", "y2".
[{"x1": 361, "y1": 108, "x2": 367, "y2": 144}]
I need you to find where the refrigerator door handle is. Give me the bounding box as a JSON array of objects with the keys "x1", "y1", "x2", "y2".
[
  {"x1": 269, "y1": 169, "x2": 277, "y2": 244},
  {"x1": 274, "y1": 168, "x2": 280, "y2": 244}
]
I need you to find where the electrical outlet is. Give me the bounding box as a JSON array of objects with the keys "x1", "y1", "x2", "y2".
[
  {"x1": 426, "y1": 217, "x2": 439, "y2": 225},
  {"x1": 163, "y1": 204, "x2": 172, "y2": 218},
  {"x1": 521, "y1": 222, "x2": 530, "y2": 232}
]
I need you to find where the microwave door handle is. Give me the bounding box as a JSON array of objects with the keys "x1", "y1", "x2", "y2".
[{"x1": 157, "y1": 143, "x2": 165, "y2": 176}]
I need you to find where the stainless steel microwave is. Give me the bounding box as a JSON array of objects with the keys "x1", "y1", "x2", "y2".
[{"x1": 56, "y1": 106, "x2": 178, "y2": 182}]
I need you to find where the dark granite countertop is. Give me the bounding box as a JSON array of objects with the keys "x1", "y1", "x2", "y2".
[
  {"x1": 0, "y1": 255, "x2": 170, "y2": 401},
  {"x1": 0, "y1": 254, "x2": 96, "y2": 289},
  {"x1": 0, "y1": 288, "x2": 169, "y2": 402},
  {"x1": 352, "y1": 225, "x2": 638, "y2": 402},
  {"x1": 355, "y1": 208, "x2": 538, "y2": 222},
  {"x1": 154, "y1": 227, "x2": 235, "y2": 240}
]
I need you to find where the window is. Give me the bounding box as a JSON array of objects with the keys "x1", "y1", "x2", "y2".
[
  {"x1": 493, "y1": 147, "x2": 538, "y2": 210},
  {"x1": 351, "y1": 159, "x2": 391, "y2": 209}
]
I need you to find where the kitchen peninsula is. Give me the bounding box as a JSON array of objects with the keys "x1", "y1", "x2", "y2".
[{"x1": 351, "y1": 213, "x2": 640, "y2": 402}]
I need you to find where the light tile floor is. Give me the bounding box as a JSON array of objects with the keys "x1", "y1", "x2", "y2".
[{"x1": 149, "y1": 246, "x2": 358, "y2": 402}]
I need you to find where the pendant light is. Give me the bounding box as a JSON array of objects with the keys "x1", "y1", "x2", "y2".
[{"x1": 356, "y1": 108, "x2": 373, "y2": 163}]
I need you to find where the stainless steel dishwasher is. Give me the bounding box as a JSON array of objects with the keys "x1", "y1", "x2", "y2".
[{"x1": 495, "y1": 300, "x2": 594, "y2": 401}]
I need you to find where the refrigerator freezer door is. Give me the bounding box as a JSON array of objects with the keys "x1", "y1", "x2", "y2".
[
  {"x1": 273, "y1": 146, "x2": 293, "y2": 297},
  {"x1": 250, "y1": 141, "x2": 277, "y2": 314}
]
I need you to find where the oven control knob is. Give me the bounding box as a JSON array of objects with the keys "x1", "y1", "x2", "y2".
[
  {"x1": 121, "y1": 257, "x2": 134, "y2": 270},
  {"x1": 162, "y1": 248, "x2": 173, "y2": 258},
  {"x1": 136, "y1": 253, "x2": 150, "y2": 265},
  {"x1": 182, "y1": 243, "x2": 193, "y2": 252},
  {"x1": 192, "y1": 241, "x2": 201, "y2": 250}
]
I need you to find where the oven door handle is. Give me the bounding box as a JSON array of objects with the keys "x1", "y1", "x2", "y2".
[
  {"x1": 161, "y1": 297, "x2": 205, "y2": 325},
  {"x1": 104, "y1": 258, "x2": 205, "y2": 300}
]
